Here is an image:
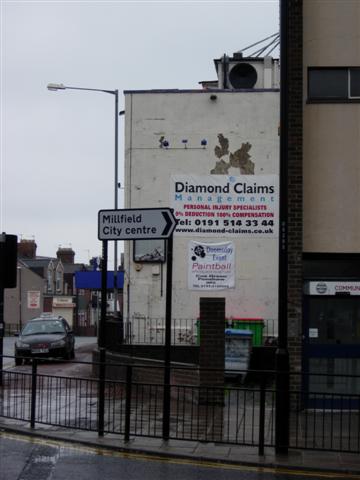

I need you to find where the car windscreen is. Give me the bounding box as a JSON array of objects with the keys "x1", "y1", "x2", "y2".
[{"x1": 21, "y1": 320, "x2": 66, "y2": 336}]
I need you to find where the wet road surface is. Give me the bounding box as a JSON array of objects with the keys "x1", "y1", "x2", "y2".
[
  {"x1": 1, "y1": 431, "x2": 359, "y2": 480},
  {"x1": 2, "y1": 336, "x2": 96, "y2": 372}
]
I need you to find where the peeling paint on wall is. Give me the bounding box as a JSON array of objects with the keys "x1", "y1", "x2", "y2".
[
  {"x1": 211, "y1": 134, "x2": 254, "y2": 175},
  {"x1": 214, "y1": 134, "x2": 229, "y2": 158}
]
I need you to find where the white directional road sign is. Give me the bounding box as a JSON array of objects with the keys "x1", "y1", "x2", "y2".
[{"x1": 98, "y1": 208, "x2": 177, "y2": 240}]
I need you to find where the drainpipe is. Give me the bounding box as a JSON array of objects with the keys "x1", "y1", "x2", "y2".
[{"x1": 275, "y1": 0, "x2": 290, "y2": 455}]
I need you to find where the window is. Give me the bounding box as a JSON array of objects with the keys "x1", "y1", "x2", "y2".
[
  {"x1": 350, "y1": 69, "x2": 360, "y2": 97},
  {"x1": 78, "y1": 312, "x2": 87, "y2": 327},
  {"x1": 308, "y1": 67, "x2": 360, "y2": 101},
  {"x1": 47, "y1": 264, "x2": 54, "y2": 293},
  {"x1": 56, "y1": 270, "x2": 62, "y2": 292},
  {"x1": 133, "y1": 239, "x2": 166, "y2": 263}
]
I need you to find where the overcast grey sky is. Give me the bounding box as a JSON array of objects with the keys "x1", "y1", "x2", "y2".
[{"x1": 1, "y1": 0, "x2": 279, "y2": 265}]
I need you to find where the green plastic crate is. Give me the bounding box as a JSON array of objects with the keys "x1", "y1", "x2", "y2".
[{"x1": 196, "y1": 318, "x2": 264, "y2": 346}]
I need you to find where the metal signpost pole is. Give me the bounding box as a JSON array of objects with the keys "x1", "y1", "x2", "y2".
[
  {"x1": 162, "y1": 233, "x2": 173, "y2": 440},
  {"x1": 98, "y1": 240, "x2": 108, "y2": 436},
  {"x1": 97, "y1": 207, "x2": 177, "y2": 441},
  {"x1": 113, "y1": 90, "x2": 119, "y2": 322},
  {"x1": 99, "y1": 240, "x2": 108, "y2": 349}
]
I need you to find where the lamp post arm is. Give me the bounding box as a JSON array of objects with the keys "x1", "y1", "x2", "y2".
[
  {"x1": 66, "y1": 87, "x2": 117, "y2": 95},
  {"x1": 47, "y1": 83, "x2": 117, "y2": 96}
]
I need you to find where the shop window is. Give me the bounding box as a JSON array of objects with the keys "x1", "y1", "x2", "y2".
[
  {"x1": 133, "y1": 239, "x2": 166, "y2": 263},
  {"x1": 308, "y1": 67, "x2": 360, "y2": 101}
]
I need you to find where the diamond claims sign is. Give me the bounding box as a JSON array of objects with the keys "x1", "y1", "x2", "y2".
[{"x1": 171, "y1": 174, "x2": 278, "y2": 238}]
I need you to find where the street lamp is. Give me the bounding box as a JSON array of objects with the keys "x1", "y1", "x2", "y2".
[{"x1": 47, "y1": 83, "x2": 121, "y2": 328}]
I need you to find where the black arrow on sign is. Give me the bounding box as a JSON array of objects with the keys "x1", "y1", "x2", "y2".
[{"x1": 161, "y1": 211, "x2": 176, "y2": 236}]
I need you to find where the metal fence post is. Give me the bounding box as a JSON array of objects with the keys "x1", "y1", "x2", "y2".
[
  {"x1": 124, "y1": 364, "x2": 132, "y2": 442},
  {"x1": 30, "y1": 359, "x2": 37, "y2": 428},
  {"x1": 275, "y1": 351, "x2": 290, "y2": 454},
  {"x1": 258, "y1": 373, "x2": 266, "y2": 455},
  {"x1": 98, "y1": 347, "x2": 106, "y2": 436}
]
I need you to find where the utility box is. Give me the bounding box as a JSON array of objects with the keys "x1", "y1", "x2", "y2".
[
  {"x1": 104, "y1": 314, "x2": 124, "y2": 351},
  {"x1": 225, "y1": 328, "x2": 253, "y2": 381}
]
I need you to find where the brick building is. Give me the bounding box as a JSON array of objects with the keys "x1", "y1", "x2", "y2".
[{"x1": 287, "y1": 0, "x2": 360, "y2": 400}]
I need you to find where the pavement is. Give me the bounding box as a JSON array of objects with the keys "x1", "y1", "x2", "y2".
[
  {"x1": 1, "y1": 418, "x2": 360, "y2": 477},
  {"x1": 2, "y1": 337, "x2": 360, "y2": 476}
]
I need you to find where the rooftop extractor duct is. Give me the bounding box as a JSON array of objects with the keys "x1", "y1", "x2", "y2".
[{"x1": 214, "y1": 33, "x2": 280, "y2": 90}]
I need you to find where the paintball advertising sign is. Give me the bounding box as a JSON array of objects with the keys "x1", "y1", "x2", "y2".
[
  {"x1": 171, "y1": 174, "x2": 278, "y2": 238},
  {"x1": 188, "y1": 241, "x2": 235, "y2": 290}
]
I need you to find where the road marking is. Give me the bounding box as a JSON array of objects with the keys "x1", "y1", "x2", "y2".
[{"x1": 1, "y1": 431, "x2": 359, "y2": 479}]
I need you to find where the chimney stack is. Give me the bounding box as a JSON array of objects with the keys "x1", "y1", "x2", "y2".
[
  {"x1": 18, "y1": 239, "x2": 37, "y2": 259},
  {"x1": 57, "y1": 247, "x2": 75, "y2": 264}
]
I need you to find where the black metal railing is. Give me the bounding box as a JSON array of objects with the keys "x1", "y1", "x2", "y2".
[
  {"x1": 288, "y1": 372, "x2": 360, "y2": 452},
  {"x1": 1, "y1": 356, "x2": 359, "y2": 454},
  {"x1": 122, "y1": 317, "x2": 278, "y2": 346},
  {"x1": 4, "y1": 324, "x2": 20, "y2": 336},
  {"x1": 122, "y1": 317, "x2": 199, "y2": 345},
  {"x1": 1, "y1": 317, "x2": 279, "y2": 343}
]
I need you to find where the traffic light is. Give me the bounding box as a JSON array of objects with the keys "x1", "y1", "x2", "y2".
[{"x1": 1, "y1": 234, "x2": 18, "y2": 288}]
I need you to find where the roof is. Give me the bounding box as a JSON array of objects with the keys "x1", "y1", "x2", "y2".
[
  {"x1": 17, "y1": 259, "x2": 44, "y2": 281},
  {"x1": 124, "y1": 88, "x2": 279, "y2": 95},
  {"x1": 63, "y1": 263, "x2": 86, "y2": 275},
  {"x1": 21, "y1": 257, "x2": 56, "y2": 269}
]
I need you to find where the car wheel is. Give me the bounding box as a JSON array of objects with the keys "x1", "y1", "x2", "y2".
[{"x1": 15, "y1": 356, "x2": 23, "y2": 366}]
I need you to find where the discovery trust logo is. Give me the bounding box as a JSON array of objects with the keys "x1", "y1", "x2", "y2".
[{"x1": 191, "y1": 245, "x2": 206, "y2": 261}]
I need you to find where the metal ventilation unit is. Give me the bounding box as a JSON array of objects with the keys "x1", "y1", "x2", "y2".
[{"x1": 214, "y1": 33, "x2": 280, "y2": 90}]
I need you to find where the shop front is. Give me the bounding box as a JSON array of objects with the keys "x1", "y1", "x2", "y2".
[
  {"x1": 52, "y1": 296, "x2": 76, "y2": 328},
  {"x1": 303, "y1": 280, "x2": 360, "y2": 408}
]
